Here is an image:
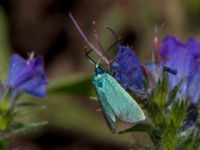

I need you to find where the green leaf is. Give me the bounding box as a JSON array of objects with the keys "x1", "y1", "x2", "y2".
[
  {"x1": 168, "y1": 95, "x2": 186, "y2": 129},
  {"x1": 148, "y1": 101, "x2": 166, "y2": 127},
  {"x1": 15, "y1": 104, "x2": 46, "y2": 118},
  {"x1": 16, "y1": 102, "x2": 39, "y2": 107},
  {"x1": 176, "y1": 128, "x2": 200, "y2": 150},
  {"x1": 160, "y1": 95, "x2": 186, "y2": 150},
  {"x1": 161, "y1": 122, "x2": 178, "y2": 150},
  {"x1": 0, "y1": 109, "x2": 16, "y2": 130},
  {"x1": 118, "y1": 121, "x2": 152, "y2": 134},
  {"x1": 0, "y1": 121, "x2": 48, "y2": 141},
  {"x1": 47, "y1": 73, "x2": 93, "y2": 96},
  {"x1": 152, "y1": 73, "x2": 169, "y2": 109},
  {"x1": 12, "y1": 121, "x2": 48, "y2": 134},
  {"x1": 167, "y1": 79, "x2": 183, "y2": 105},
  {"x1": 176, "y1": 128, "x2": 193, "y2": 150}
]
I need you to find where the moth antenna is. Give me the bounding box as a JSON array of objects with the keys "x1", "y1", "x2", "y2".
[
  {"x1": 84, "y1": 47, "x2": 96, "y2": 65},
  {"x1": 105, "y1": 26, "x2": 121, "y2": 41},
  {"x1": 92, "y1": 21, "x2": 111, "y2": 65},
  {"x1": 68, "y1": 12, "x2": 110, "y2": 64},
  {"x1": 105, "y1": 38, "x2": 122, "y2": 53},
  {"x1": 105, "y1": 26, "x2": 121, "y2": 53}
]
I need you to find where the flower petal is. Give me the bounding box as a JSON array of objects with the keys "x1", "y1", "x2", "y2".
[
  {"x1": 7, "y1": 54, "x2": 48, "y2": 97},
  {"x1": 111, "y1": 46, "x2": 145, "y2": 91}
]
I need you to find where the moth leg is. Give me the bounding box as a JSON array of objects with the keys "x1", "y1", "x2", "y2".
[{"x1": 89, "y1": 96, "x2": 98, "y2": 101}]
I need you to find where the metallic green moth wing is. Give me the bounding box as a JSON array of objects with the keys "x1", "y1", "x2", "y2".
[
  {"x1": 103, "y1": 73, "x2": 145, "y2": 123},
  {"x1": 92, "y1": 65, "x2": 145, "y2": 132},
  {"x1": 94, "y1": 87, "x2": 116, "y2": 133}
]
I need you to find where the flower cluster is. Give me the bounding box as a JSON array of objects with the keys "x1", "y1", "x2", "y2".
[
  {"x1": 158, "y1": 36, "x2": 200, "y2": 103},
  {"x1": 114, "y1": 36, "x2": 200, "y2": 104},
  {"x1": 116, "y1": 35, "x2": 200, "y2": 149},
  {"x1": 7, "y1": 54, "x2": 48, "y2": 97},
  {"x1": 0, "y1": 53, "x2": 48, "y2": 149}
]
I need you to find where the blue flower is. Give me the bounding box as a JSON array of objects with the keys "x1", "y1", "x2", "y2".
[
  {"x1": 158, "y1": 35, "x2": 200, "y2": 103},
  {"x1": 111, "y1": 46, "x2": 146, "y2": 98},
  {"x1": 7, "y1": 54, "x2": 48, "y2": 97}
]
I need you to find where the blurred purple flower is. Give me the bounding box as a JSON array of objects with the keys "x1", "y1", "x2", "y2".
[
  {"x1": 7, "y1": 54, "x2": 48, "y2": 97},
  {"x1": 158, "y1": 35, "x2": 200, "y2": 103},
  {"x1": 111, "y1": 46, "x2": 146, "y2": 98}
]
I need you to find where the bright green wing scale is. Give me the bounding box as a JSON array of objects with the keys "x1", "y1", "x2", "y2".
[{"x1": 92, "y1": 65, "x2": 145, "y2": 132}]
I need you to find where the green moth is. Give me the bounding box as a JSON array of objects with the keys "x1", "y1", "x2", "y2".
[
  {"x1": 92, "y1": 64, "x2": 145, "y2": 133},
  {"x1": 69, "y1": 12, "x2": 145, "y2": 133}
]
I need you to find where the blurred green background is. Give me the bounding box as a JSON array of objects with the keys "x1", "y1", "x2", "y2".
[{"x1": 0, "y1": 0, "x2": 200, "y2": 149}]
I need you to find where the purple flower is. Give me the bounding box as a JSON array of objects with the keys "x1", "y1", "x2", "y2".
[
  {"x1": 111, "y1": 46, "x2": 146, "y2": 98},
  {"x1": 158, "y1": 35, "x2": 200, "y2": 103},
  {"x1": 7, "y1": 54, "x2": 48, "y2": 97}
]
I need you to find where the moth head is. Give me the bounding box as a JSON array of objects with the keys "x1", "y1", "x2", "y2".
[{"x1": 95, "y1": 64, "x2": 106, "y2": 75}]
